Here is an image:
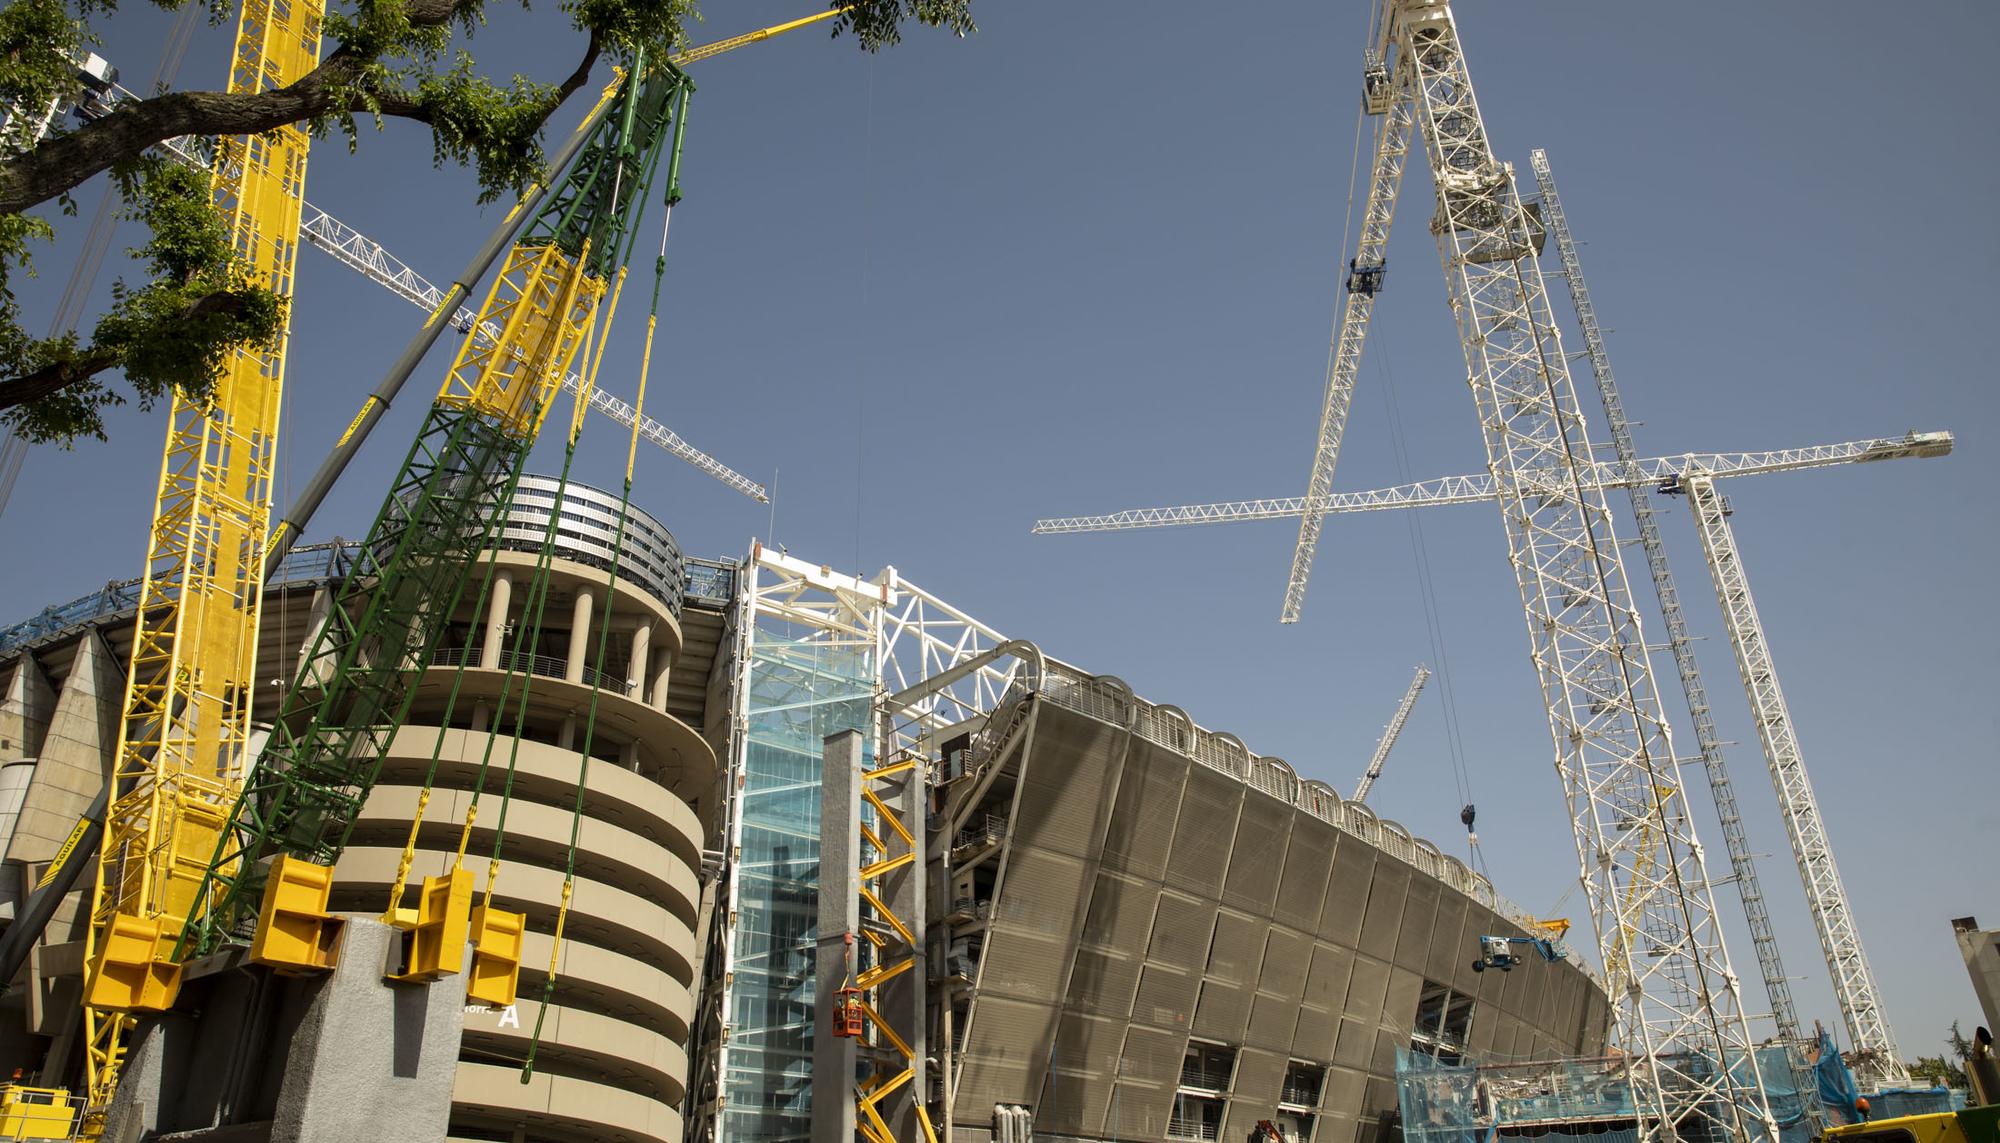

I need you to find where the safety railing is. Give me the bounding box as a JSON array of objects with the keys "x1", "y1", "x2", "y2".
[{"x1": 429, "y1": 645, "x2": 628, "y2": 694}]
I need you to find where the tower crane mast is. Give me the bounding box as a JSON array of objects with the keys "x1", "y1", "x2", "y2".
[
  {"x1": 80, "y1": 0, "x2": 323, "y2": 1113},
  {"x1": 1674, "y1": 475, "x2": 1908, "y2": 1085},
  {"x1": 1321, "y1": 3, "x2": 1770, "y2": 1135},
  {"x1": 1353, "y1": 664, "x2": 1429, "y2": 803}
]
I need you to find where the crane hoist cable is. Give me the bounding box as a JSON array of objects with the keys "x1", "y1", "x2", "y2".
[{"x1": 522, "y1": 216, "x2": 672, "y2": 1076}]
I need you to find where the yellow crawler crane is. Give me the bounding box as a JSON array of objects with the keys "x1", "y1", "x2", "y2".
[{"x1": 80, "y1": 0, "x2": 322, "y2": 1117}]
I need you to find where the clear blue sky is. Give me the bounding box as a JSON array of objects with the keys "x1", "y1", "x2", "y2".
[{"x1": 5, "y1": 0, "x2": 1995, "y2": 1067}]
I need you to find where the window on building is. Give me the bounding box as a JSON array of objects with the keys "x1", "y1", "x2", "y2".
[
  {"x1": 1411, "y1": 980, "x2": 1476, "y2": 1063},
  {"x1": 1169, "y1": 1092, "x2": 1226, "y2": 1141},
  {"x1": 1171, "y1": 1040, "x2": 1237, "y2": 1141},
  {"x1": 1277, "y1": 1060, "x2": 1325, "y2": 1142}
]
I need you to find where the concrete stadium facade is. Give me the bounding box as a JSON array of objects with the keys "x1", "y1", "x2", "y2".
[{"x1": 0, "y1": 478, "x2": 711, "y2": 1143}]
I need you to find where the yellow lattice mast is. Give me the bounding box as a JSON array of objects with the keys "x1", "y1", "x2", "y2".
[{"x1": 80, "y1": 0, "x2": 322, "y2": 1114}]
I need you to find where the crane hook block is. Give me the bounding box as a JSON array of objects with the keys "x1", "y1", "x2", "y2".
[{"x1": 249, "y1": 854, "x2": 344, "y2": 974}]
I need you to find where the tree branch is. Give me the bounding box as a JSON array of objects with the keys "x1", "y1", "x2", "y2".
[
  {"x1": 0, "y1": 0, "x2": 593, "y2": 215},
  {"x1": 0, "y1": 348, "x2": 120, "y2": 412}
]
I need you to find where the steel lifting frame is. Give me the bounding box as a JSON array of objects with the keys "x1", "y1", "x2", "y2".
[
  {"x1": 852, "y1": 753, "x2": 938, "y2": 1143},
  {"x1": 80, "y1": 0, "x2": 323, "y2": 1113}
]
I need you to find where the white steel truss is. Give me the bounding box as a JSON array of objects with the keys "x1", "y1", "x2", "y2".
[
  {"x1": 295, "y1": 203, "x2": 769, "y2": 503},
  {"x1": 1031, "y1": 433, "x2": 1953, "y2": 534},
  {"x1": 1353, "y1": 664, "x2": 1429, "y2": 803},
  {"x1": 1681, "y1": 476, "x2": 1907, "y2": 1086},
  {"x1": 695, "y1": 542, "x2": 1023, "y2": 1143},
  {"x1": 1528, "y1": 148, "x2": 1805, "y2": 1043},
  {"x1": 1285, "y1": 79, "x2": 1416, "y2": 622},
  {"x1": 1388, "y1": 3, "x2": 1766, "y2": 1136}
]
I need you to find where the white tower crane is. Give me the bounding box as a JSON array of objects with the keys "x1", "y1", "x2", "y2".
[
  {"x1": 1335, "y1": 7, "x2": 1772, "y2": 1132},
  {"x1": 1353, "y1": 665, "x2": 1429, "y2": 803},
  {"x1": 1081, "y1": 1, "x2": 1779, "y2": 1132},
  {"x1": 1528, "y1": 147, "x2": 1803, "y2": 1043},
  {"x1": 1672, "y1": 474, "x2": 1909, "y2": 1086},
  {"x1": 1032, "y1": 435, "x2": 1951, "y2": 534}
]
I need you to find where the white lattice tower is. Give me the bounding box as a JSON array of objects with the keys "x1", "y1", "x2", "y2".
[
  {"x1": 1386, "y1": 2, "x2": 1774, "y2": 1136},
  {"x1": 1681, "y1": 477, "x2": 1906, "y2": 1085},
  {"x1": 1283, "y1": 83, "x2": 1415, "y2": 622},
  {"x1": 1528, "y1": 149, "x2": 1802, "y2": 1041}
]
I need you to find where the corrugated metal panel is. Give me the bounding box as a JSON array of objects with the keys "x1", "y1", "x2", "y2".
[
  {"x1": 1384, "y1": 968, "x2": 1423, "y2": 1033},
  {"x1": 1132, "y1": 963, "x2": 1199, "y2": 1031},
  {"x1": 1322, "y1": 845, "x2": 1375, "y2": 946},
  {"x1": 1147, "y1": 891, "x2": 1214, "y2": 970},
  {"x1": 1426, "y1": 895, "x2": 1470, "y2": 984},
  {"x1": 1257, "y1": 926, "x2": 1312, "y2": 999},
  {"x1": 1304, "y1": 942, "x2": 1355, "y2": 1012},
  {"x1": 1205, "y1": 907, "x2": 1265, "y2": 985},
  {"x1": 1358, "y1": 860, "x2": 1409, "y2": 962},
  {"x1": 957, "y1": 994, "x2": 1052, "y2": 1111},
  {"x1": 997, "y1": 844, "x2": 1091, "y2": 941},
  {"x1": 1277, "y1": 819, "x2": 1337, "y2": 932},
  {"x1": 1107, "y1": 1081, "x2": 1173, "y2": 1138},
  {"x1": 1012, "y1": 713, "x2": 1118, "y2": 860},
  {"x1": 1118, "y1": 1023, "x2": 1187, "y2": 1092},
  {"x1": 1344, "y1": 956, "x2": 1390, "y2": 1021},
  {"x1": 1392, "y1": 873, "x2": 1441, "y2": 972},
  {"x1": 1369, "y1": 1027, "x2": 1402, "y2": 1074},
  {"x1": 1293, "y1": 1004, "x2": 1336, "y2": 1060},
  {"x1": 1222, "y1": 794, "x2": 1291, "y2": 914},
  {"x1": 1082, "y1": 870, "x2": 1159, "y2": 953},
  {"x1": 1067, "y1": 946, "x2": 1143, "y2": 1020},
  {"x1": 1101, "y1": 743, "x2": 1187, "y2": 881},
  {"x1": 1362, "y1": 1074, "x2": 1399, "y2": 1117},
  {"x1": 1191, "y1": 976, "x2": 1253, "y2": 1042},
  {"x1": 1248, "y1": 990, "x2": 1302, "y2": 1055},
  {"x1": 1040, "y1": 1010, "x2": 1123, "y2": 1133},
  {"x1": 1334, "y1": 1015, "x2": 1374, "y2": 1068},
  {"x1": 1322, "y1": 1063, "x2": 1368, "y2": 1113},
  {"x1": 1220, "y1": 1048, "x2": 1288, "y2": 1137},
  {"x1": 1165, "y1": 770, "x2": 1243, "y2": 899},
  {"x1": 979, "y1": 928, "x2": 1069, "y2": 1001}
]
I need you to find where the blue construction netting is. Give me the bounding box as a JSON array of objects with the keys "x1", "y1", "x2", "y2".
[
  {"x1": 1865, "y1": 1087, "x2": 1957, "y2": 1120},
  {"x1": 1398, "y1": 1043, "x2": 1819, "y2": 1143}
]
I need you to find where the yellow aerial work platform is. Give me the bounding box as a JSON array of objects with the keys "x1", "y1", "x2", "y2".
[{"x1": 0, "y1": 1084, "x2": 77, "y2": 1139}]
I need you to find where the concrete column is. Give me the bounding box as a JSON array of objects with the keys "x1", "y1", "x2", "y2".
[
  {"x1": 652, "y1": 654, "x2": 672, "y2": 714},
  {"x1": 480, "y1": 571, "x2": 513, "y2": 670},
  {"x1": 470, "y1": 700, "x2": 490, "y2": 735},
  {"x1": 558, "y1": 715, "x2": 576, "y2": 752},
  {"x1": 628, "y1": 622, "x2": 652, "y2": 703},
  {"x1": 565, "y1": 589, "x2": 594, "y2": 684},
  {"x1": 812, "y1": 730, "x2": 863, "y2": 1143}
]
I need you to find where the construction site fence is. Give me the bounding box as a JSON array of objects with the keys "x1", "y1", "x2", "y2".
[
  {"x1": 1396, "y1": 1045, "x2": 1820, "y2": 1143},
  {"x1": 974, "y1": 661, "x2": 1590, "y2": 983}
]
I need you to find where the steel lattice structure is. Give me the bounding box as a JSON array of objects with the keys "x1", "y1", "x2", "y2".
[
  {"x1": 1528, "y1": 148, "x2": 1805, "y2": 1042},
  {"x1": 1285, "y1": 73, "x2": 1415, "y2": 622},
  {"x1": 79, "y1": 0, "x2": 323, "y2": 1111},
  {"x1": 1032, "y1": 434, "x2": 1952, "y2": 534},
  {"x1": 1353, "y1": 664, "x2": 1429, "y2": 803},
  {"x1": 1391, "y1": 6, "x2": 1772, "y2": 1134},
  {"x1": 1681, "y1": 476, "x2": 1907, "y2": 1085}
]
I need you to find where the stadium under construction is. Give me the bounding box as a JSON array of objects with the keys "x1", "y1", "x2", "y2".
[{"x1": 0, "y1": 0, "x2": 1984, "y2": 1140}]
